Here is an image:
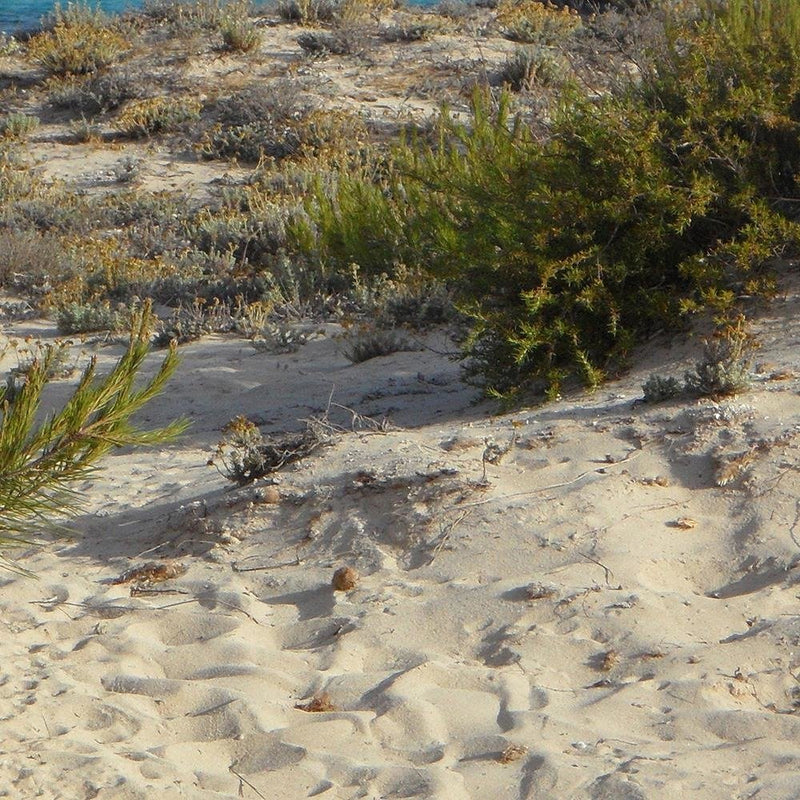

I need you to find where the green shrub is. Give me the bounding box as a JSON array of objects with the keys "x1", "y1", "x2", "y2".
[
  {"x1": 299, "y1": 0, "x2": 800, "y2": 399},
  {"x1": 56, "y1": 301, "x2": 125, "y2": 333},
  {"x1": 0, "y1": 307, "x2": 186, "y2": 570}
]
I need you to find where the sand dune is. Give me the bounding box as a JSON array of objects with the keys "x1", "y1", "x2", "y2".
[{"x1": 3, "y1": 294, "x2": 800, "y2": 799}]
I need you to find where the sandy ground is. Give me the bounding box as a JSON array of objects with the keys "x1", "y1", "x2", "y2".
[
  {"x1": 2, "y1": 286, "x2": 800, "y2": 799},
  {"x1": 3, "y1": 9, "x2": 800, "y2": 799}
]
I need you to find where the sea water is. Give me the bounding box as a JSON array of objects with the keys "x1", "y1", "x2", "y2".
[
  {"x1": 1, "y1": 0, "x2": 436, "y2": 33},
  {"x1": 0, "y1": 1, "x2": 142, "y2": 32}
]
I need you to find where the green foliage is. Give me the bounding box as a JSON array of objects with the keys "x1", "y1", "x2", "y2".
[
  {"x1": 299, "y1": 0, "x2": 800, "y2": 398},
  {"x1": 0, "y1": 307, "x2": 187, "y2": 570}
]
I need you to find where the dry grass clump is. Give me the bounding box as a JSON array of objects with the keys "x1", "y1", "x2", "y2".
[
  {"x1": 0, "y1": 114, "x2": 40, "y2": 141},
  {"x1": 497, "y1": 46, "x2": 568, "y2": 91},
  {"x1": 113, "y1": 96, "x2": 202, "y2": 138},
  {"x1": 495, "y1": 0, "x2": 580, "y2": 44},
  {"x1": 27, "y1": 2, "x2": 130, "y2": 76},
  {"x1": 341, "y1": 324, "x2": 416, "y2": 363},
  {"x1": 219, "y1": 15, "x2": 263, "y2": 51},
  {"x1": 212, "y1": 415, "x2": 332, "y2": 485},
  {"x1": 46, "y1": 69, "x2": 146, "y2": 114}
]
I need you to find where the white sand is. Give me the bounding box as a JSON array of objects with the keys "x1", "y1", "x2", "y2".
[{"x1": 3, "y1": 296, "x2": 800, "y2": 799}]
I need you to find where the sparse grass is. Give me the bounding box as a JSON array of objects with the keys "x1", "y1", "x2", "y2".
[
  {"x1": 0, "y1": 114, "x2": 40, "y2": 141},
  {"x1": 341, "y1": 325, "x2": 415, "y2": 363}
]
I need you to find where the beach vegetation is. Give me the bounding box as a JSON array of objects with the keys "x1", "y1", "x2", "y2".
[
  {"x1": 0, "y1": 306, "x2": 186, "y2": 572},
  {"x1": 27, "y1": 2, "x2": 129, "y2": 76}
]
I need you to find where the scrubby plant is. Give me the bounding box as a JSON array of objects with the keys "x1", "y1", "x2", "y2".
[
  {"x1": 277, "y1": 0, "x2": 389, "y2": 25},
  {"x1": 56, "y1": 301, "x2": 126, "y2": 334},
  {"x1": 212, "y1": 414, "x2": 329, "y2": 484},
  {"x1": 47, "y1": 70, "x2": 145, "y2": 114},
  {"x1": 381, "y1": 21, "x2": 441, "y2": 42},
  {"x1": 143, "y1": 0, "x2": 246, "y2": 27},
  {"x1": 220, "y1": 15, "x2": 262, "y2": 51},
  {"x1": 641, "y1": 373, "x2": 682, "y2": 403},
  {"x1": 495, "y1": 0, "x2": 580, "y2": 45},
  {"x1": 0, "y1": 306, "x2": 186, "y2": 570},
  {"x1": 0, "y1": 114, "x2": 40, "y2": 141},
  {"x1": 299, "y1": 0, "x2": 800, "y2": 399},
  {"x1": 113, "y1": 96, "x2": 202, "y2": 138},
  {"x1": 684, "y1": 317, "x2": 756, "y2": 398},
  {"x1": 498, "y1": 46, "x2": 566, "y2": 90},
  {"x1": 27, "y1": 2, "x2": 129, "y2": 76},
  {"x1": 341, "y1": 324, "x2": 415, "y2": 363},
  {"x1": 297, "y1": 29, "x2": 363, "y2": 56},
  {"x1": 68, "y1": 115, "x2": 103, "y2": 143},
  {"x1": 276, "y1": 0, "x2": 342, "y2": 23}
]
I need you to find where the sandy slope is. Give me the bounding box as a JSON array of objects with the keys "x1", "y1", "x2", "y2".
[{"x1": 4, "y1": 294, "x2": 800, "y2": 799}]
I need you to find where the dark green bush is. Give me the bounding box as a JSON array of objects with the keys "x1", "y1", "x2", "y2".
[{"x1": 297, "y1": 0, "x2": 800, "y2": 399}]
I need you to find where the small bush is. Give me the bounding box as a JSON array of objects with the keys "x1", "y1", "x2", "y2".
[
  {"x1": 27, "y1": 3, "x2": 128, "y2": 76},
  {"x1": 498, "y1": 46, "x2": 566, "y2": 91},
  {"x1": 641, "y1": 373, "x2": 682, "y2": 403},
  {"x1": 496, "y1": 0, "x2": 580, "y2": 45},
  {"x1": 68, "y1": 115, "x2": 103, "y2": 143},
  {"x1": 212, "y1": 415, "x2": 331, "y2": 484},
  {"x1": 684, "y1": 318, "x2": 756, "y2": 398},
  {"x1": 276, "y1": 0, "x2": 342, "y2": 23},
  {"x1": 381, "y1": 22, "x2": 440, "y2": 42},
  {"x1": 113, "y1": 96, "x2": 202, "y2": 138},
  {"x1": 143, "y1": 0, "x2": 244, "y2": 27},
  {"x1": 220, "y1": 15, "x2": 262, "y2": 51},
  {"x1": 297, "y1": 29, "x2": 362, "y2": 56},
  {"x1": 47, "y1": 70, "x2": 145, "y2": 114},
  {"x1": 56, "y1": 301, "x2": 126, "y2": 334},
  {"x1": 0, "y1": 114, "x2": 40, "y2": 141},
  {"x1": 341, "y1": 325, "x2": 415, "y2": 363}
]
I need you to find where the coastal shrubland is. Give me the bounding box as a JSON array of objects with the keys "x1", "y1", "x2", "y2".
[{"x1": 0, "y1": 0, "x2": 796, "y2": 403}]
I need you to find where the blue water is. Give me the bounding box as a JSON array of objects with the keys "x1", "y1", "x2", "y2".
[{"x1": 0, "y1": 1, "x2": 143, "y2": 32}]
